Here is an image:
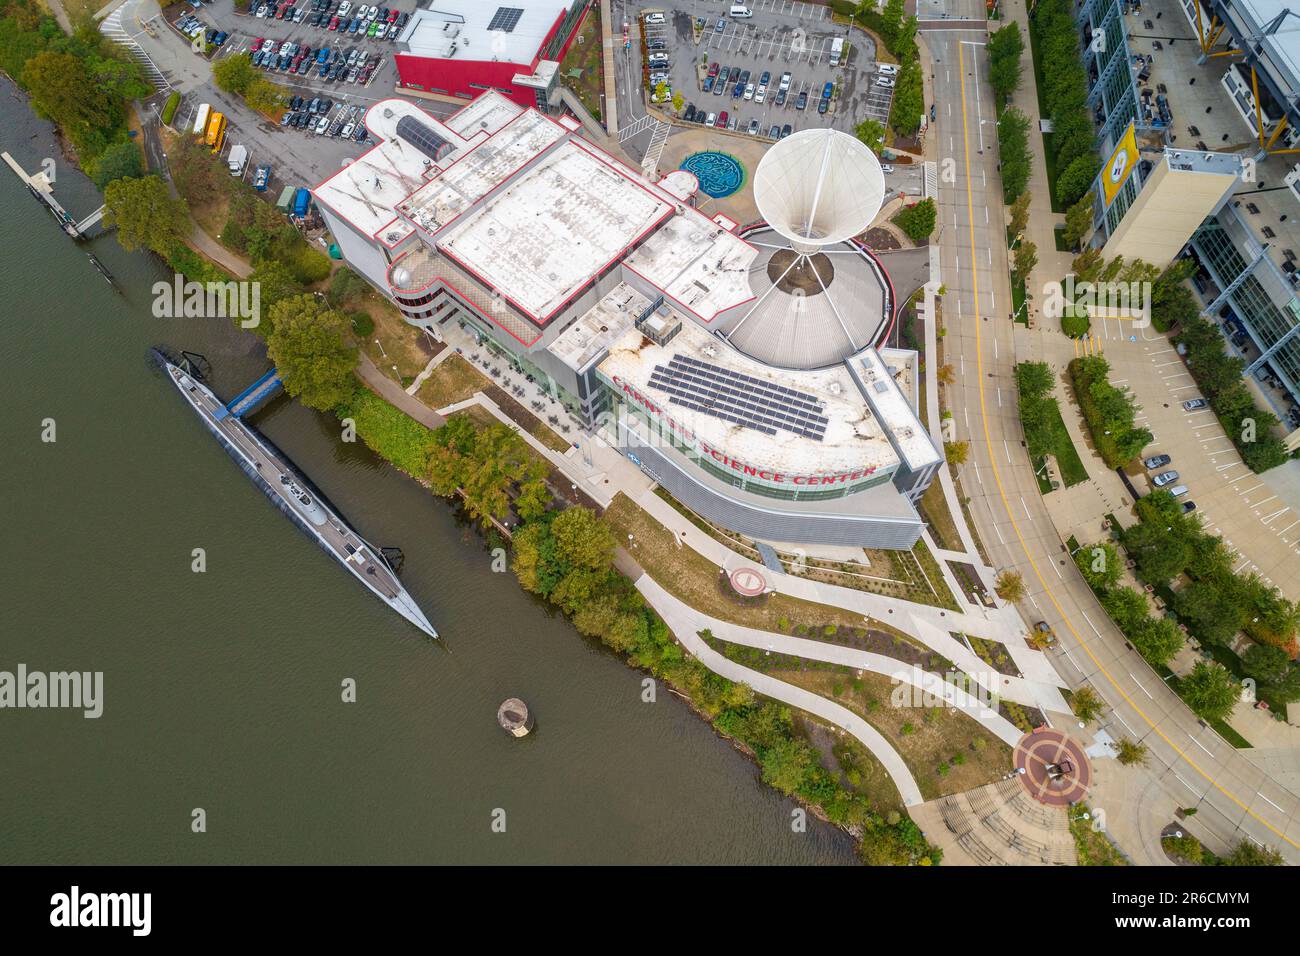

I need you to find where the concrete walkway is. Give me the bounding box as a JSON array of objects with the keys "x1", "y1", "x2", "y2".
[
  {"x1": 633, "y1": 572, "x2": 926, "y2": 807},
  {"x1": 638, "y1": 574, "x2": 1024, "y2": 747},
  {"x1": 630, "y1": 483, "x2": 1070, "y2": 713},
  {"x1": 356, "y1": 352, "x2": 446, "y2": 429},
  {"x1": 188, "y1": 223, "x2": 252, "y2": 279}
]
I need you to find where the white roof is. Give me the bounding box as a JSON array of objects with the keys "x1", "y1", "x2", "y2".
[
  {"x1": 441, "y1": 89, "x2": 525, "y2": 138},
  {"x1": 849, "y1": 349, "x2": 941, "y2": 470},
  {"x1": 312, "y1": 98, "x2": 468, "y2": 241},
  {"x1": 401, "y1": 0, "x2": 572, "y2": 65},
  {"x1": 437, "y1": 140, "x2": 674, "y2": 320},
  {"x1": 623, "y1": 211, "x2": 758, "y2": 322},
  {"x1": 397, "y1": 109, "x2": 566, "y2": 235},
  {"x1": 597, "y1": 319, "x2": 902, "y2": 478},
  {"x1": 753, "y1": 128, "x2": 885, "y2": 249}
]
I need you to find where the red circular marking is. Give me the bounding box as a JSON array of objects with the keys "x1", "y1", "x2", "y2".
[
  {"x1": 729, "y1": 567, "x2": 767, "y2": 596},
  {"x1": 1013, "y1": 728, "x2": 1092, "y2": 806}
]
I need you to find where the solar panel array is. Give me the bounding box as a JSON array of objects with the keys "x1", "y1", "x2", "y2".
[
  {"x1": 487, "y1": 6, "x2": 525, "y2": 32},
  {"x1": 648, "y1": 354, "x2": 829, "y2": 440}
]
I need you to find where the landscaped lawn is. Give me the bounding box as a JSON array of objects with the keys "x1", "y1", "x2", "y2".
[
  {"x1": 415, "y1": 353, "x2": 489, "y2": 410},
  {"x1": 771, "y1": 669, "x2": 1012, "y2": 802},
  {"x1": 1043, "y1": 400, "x2": 1089, "y2": 487},
  {"x1": 918, "y1": 480, "x2": 962, "y2": 553},
  {"x1": 1025, "y1": 13, "x2": 1063, "y2": 212},
  {"x1": 557, "y1": 3, "x2": 605, "y2": 121}
]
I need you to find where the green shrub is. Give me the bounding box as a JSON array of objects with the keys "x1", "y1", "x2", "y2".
[
  {"x1": 348, "y1": 310, "x2": 374, "y2": 338},
  {"x1": 161, "y1": 91, "x2": 180, "y2": 125}
]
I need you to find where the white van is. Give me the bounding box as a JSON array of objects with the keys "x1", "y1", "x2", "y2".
[
  {"x1": 1168, "y1": 485, "x2": 1190, "y2": 498},
  {"x1": 729, "y1": 4, "x2": 752, "y2": 17},
  {"x1": 645, "y1": 12, "x2": 665, "y2": 24}
]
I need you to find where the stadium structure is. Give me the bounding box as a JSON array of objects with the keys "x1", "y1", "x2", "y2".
[{"x1": 312, "y1": 92, "x2": 943, "y2": 549}]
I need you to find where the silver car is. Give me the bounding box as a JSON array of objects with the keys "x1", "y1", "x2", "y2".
[{"x1": 1152, "y1": 470, "x2": 1180, "y2": 487}]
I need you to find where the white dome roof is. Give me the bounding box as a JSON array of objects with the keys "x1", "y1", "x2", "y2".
[{"x1": 752, "y1": 129, "x2": 886, "y2": 252}]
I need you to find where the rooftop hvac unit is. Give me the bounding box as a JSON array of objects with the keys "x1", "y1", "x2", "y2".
[{"x1": 873, "y1": 380, "x2": 889, "y2": 394}]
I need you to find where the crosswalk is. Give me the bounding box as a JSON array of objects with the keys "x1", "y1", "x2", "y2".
[
  {"x1": 641, "y1": 119, "x2": 670, "y2": 177},
  {"x1": 100, "y1": 7, "x2": 170, "y2": 91},
  {"x1": 617, "y1": 113, "x2": 656, "y2": 143}
]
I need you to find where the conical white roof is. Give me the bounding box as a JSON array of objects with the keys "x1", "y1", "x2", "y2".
[{"x1": 752, "y1": 129, "x2": 886, "y2": 250}]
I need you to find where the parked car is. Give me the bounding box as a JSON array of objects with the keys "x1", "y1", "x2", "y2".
[
  {"x1": 683, "y1": 104, "x2": 696, "y2": 122},
  {"x1": 1143, "y1": 454, "x2": 1171, "y2": 470},
  {"x1": 705, "y1": 112, "x2": 716, "y2": 126},
  {"x1": 795, "y1": 91, "x2": 807, "y2": 109},
  {"x1": 755, "y1": 84, "x2": 766, "y2": 103},
  {"x1": 817, "y1": 96, "x2": 829, "y2": 114},
  {"x1": 773, "y1": 88, "x2": 785, "y2": 107},
  {"x1": 715, "y1": 110, "x2": 728, "y2": 128},
  {"x1": 708, "y1": 62, "x2": 719, "y2": 77},
  {"x1": 768, "y1": 124, "x2": 779, "y2": 138},
  {"x1": 880, "y1": 164, "x2": 894, "y2": 173},
  {"x1": 738, "y1": 69, "x2": 750, "y2": 85},
  {"x1": 778, "y1": 71, "x2": 791, "y2": 91},
  {"x1": 328, "y1": 15, "x2": 339, "y2": 29},
  {"x1": 747, "y1": 118, "x2": 759, "y2": 134},
  {"x1": 1182, "y1": 501, "x2": 1197, "y2": 513},
  {"x1": 1183, "y1": 398, "x2": 1209, "y2": 411},
  {"x1": 780, "y1": 124, "x2": 792, "y2": 138},
  {"x1": 743, "y1": 82, "x2": 754, "y2": 100},
  {"x1": 877, "y1": 63, "x2": 899, "y2": 76},
  {"x1": 732, "y1": 81, "x2": 744, "y2": 98},
  {"x1": 1032, "y1": 621, "x2": 1056, "y2": 645},
  {"x1": 876, "y1": 76, "x2": 896, "y2": 88},
  {"x1": 714, "y1": 17, "x2": 724, "y2": 31},
  {"x1": 1152, "y1": 470, "x2": 1180, "y2": 487},
  {"x1": 703, "y1": 76, "x2": 714, "y2": 93}
]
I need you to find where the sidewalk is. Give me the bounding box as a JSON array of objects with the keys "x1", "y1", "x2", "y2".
[{"x1": 631, "y1": 570, "x2": 926, "y2": 807}]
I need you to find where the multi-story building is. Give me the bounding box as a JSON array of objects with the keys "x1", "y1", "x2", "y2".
[
  {"x1": 393, "y1": 0, "x2": 589, "y2": 110},
  {"x1": 312, "y1": 92, "x2": 943, "y2": 548}
]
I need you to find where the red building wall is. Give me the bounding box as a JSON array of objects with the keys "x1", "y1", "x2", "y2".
[{"x1": 394, "y1": 4, "x2": 589, "y2": 109}]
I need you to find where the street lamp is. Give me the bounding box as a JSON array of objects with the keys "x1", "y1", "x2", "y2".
[{"x1": 374, "y1": 338, "x2": 388, "y2": 359}]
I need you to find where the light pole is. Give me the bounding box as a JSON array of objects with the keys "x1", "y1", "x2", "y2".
[{"x1": 375, "y1": 338, "x2": 388, "y2": 359}]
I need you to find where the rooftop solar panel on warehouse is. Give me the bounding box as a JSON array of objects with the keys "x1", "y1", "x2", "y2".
[{"x1": 647, "y1": 355, "x2": 829, "y2": 440}]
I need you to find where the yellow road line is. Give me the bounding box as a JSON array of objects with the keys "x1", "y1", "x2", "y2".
[{"x1": 955, "y1": 43, "x2": 1296, "y2": 850}]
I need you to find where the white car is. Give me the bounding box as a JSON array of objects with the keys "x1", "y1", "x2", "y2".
[
  {"x1": 341, "y1": 121, "x2": 355, "y2": 137},
  {"x1": 255, "y1": 4, "x2": 267, "y2": 17},
  {"x1": 743, "y1": 82, "x2": 754, "y2": 100},
  {"x1": 880, "y1": 164, "x2": 894, "y2": 173},
  {"x1": 877, "y1": 63, "x2": 899, "y2": 76},
  {"x1": 337, "y1": 0, "x2": 351, "y2": 14},
  {"x1": 778, "y1": 71, "x2": 791, "y2": 91},
  {"x1": 876, "y1": 76, "x2": 896, "y2": 88},
  {"x1": 645, "y1": 12, "x2": 665, "y2": 24},
  {"x1": 315, "y1": 115, "x2": 330, "y2": 134},
  {"x1": 755, "y1": 84, "x2": 766, "y2": 103}
]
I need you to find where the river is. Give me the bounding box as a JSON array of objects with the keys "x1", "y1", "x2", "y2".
[{"x1": 0, "y1": 80, "x2": 856, "y2": 864}]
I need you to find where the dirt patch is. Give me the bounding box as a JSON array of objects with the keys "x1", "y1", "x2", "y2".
[
  {"x1": 484, "y1": 383, "x2": 571, "y2": 453},
  {"x1": 860, "y1": 227, "x2": 901, "y2": 251},
  {"x1": 416, "y1": 353, "x2": 489, "y2": 410}
]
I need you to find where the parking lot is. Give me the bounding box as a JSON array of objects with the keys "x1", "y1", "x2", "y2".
[
  {"x1": 635, "y1": 3, "x2": 893, "y2": 141},
  {"x1": 161, "y1": 0, "x2": 470, "y2": 192}
]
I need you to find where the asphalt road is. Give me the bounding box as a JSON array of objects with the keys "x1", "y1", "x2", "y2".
[{"x1": 927, "y1": 16, "x2": 1300, "y2": 860}]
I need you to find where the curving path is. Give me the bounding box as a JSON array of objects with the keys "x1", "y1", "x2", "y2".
[{"x1": 632, "y1": 569, "x2": 925, "y2": 808}]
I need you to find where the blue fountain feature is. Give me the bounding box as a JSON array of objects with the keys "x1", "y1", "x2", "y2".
[{"x1": 680, "y1": 151, "x2": 746, "y2": 199}]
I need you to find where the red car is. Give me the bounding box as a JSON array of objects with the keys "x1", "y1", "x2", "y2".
[
  {"x1": 386, "y1": 8, "x2": 398, "y2": 21},
  {"x1": 715, "y1": 110, "x2": 728, "y2": 128},
  {"x1": 328, "y1": 15, "x2": 339, "y2": 29},
  {"x1": 708, "y1": 62, "x2": 719, "y2": 76},
  {"x1": 275, "y1": 4, "x2": 287, "y2": 17},
  {"x1": 250, "y1": 37, "x2": 265, "y2": 51}
]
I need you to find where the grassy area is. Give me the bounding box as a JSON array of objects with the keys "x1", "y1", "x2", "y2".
[
  {"x1": 415, "y1": 354, "x2": 489, "y2": 410},
  {"x1": 607, "y1": 492, "x2": 919, "y2": 638},
  {"x1": 1024, "y1": 13, "x2": 1064, "y2": 212},
  {"x1": 557, "y1": 3, "x2": 605, "y2": 121},
  {"x1": 651, "y1": 487, "x2": 958, "y2": 609},
  {"x1": 58, "y1": 0, "x2": 107, "y2": 22},
  {"x1": 356, "y1": 301, "x2": 430, "y2": 387},
  {"x1": 1041, "y1": 397, "x2": 1090, "y2": 488},
  {"x1": 918, "y1": 480, "x2": 962, "y2": 553},
  {"x1": 771, "y1": 670, "x2": 1012, "y2": 802},
  {"x1": 1068, "y1": 804, "x2": 1129, "y2": 865},
  {"x1": 1011, "y1": 273, "x2": 1028, "y2": 325}
]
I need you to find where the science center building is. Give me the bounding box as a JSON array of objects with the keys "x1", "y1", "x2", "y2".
[{"x1": 313, "y1": 91, "x2": 943, "y2": 549}]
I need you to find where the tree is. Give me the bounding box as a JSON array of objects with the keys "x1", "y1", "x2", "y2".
[
  {"x1": 247, "y1": 260, "x2": 304, "y2": 331},
  {"x1": 995, "y1": 570, "x2": 1025, "y2": 603},
  {"x1": 888, "y1": 58, "x2": 924, "y2": 136},
  {"x1": 1008, "y1": 192, "x2": 1031, "y2": 239},
  {"x1": 1121, "y1": 519, "x2": 1190, "y2": 585},
  {"x1": 1130, "y1": 616, "x2": 1184, "y2": 667},
  {"x1": 265, "y1": 295, "x2": 359, "y2": 412},
  {"x1": 1242, "y1": 643, "x2": 1290, "y2": 685},
  {"x1": 943, "y1": 440, "x2": 969, "y2": 466},
  {"x1": 1072, "y1": 247, "x2": 1104, "y2": 283},
  {"x1": 1062, "y1": 193, "x2": 1094, "y2": 248},
  {"x1": 987, "y1": 22, "x2": 1024, "y2": 100},
  {"x1": 671, "y1": 91, "x2": 684, "y2": 112},
  {"x1": 21, "y1": 50, "x2": 124, "y2": 159},
  {"x1": 1179, "y1": 661, "x2": 1240, "y2": 723},
  {"x1": 1012, "y1": 239, "x2": 1038, "y2": 281},
  {"x1": 1101, "y1": 586, "x2": 1149, "y2": 635},
  {"x1": 1074, "y1": 541, "x2": 1120, "y2": 591},
  {"x1": 854, "y1": 118, "x2": 886, "y2": 153},
  {"x1": 1060, "y1": 309, "x2": 1091, "y2": 339},
  {"x1": 103, "y1": 175, "x2": 189, "y2": 257},
  {"x1": 212, "y1": 53, "x2": 257, "y2": 95},
  {"x1": 895, "y1": 197, "x2": 937, "y2": 242},
  {"x1": 91, "y1": 140, "x2": 145, "y2": 189},
  {"x1": 1175, "y1": 580, "x2": 1247, "y2": 647},
  {"x1": 1115, "y1": 738, "x2": 1148, "y2": 766},
  {"x1": 245, "y1": 78, "x2": 287, "y2": 115},
  {"x1": 1071, "y1": 685, "x2": 1104, "y2": 722},
  {"x1": 1222, "y1": 840, "x2": 1284, "y2": 866},
  {"x1": 1056, "y1": 152, "x2": 1102, "y2": 209},
  {"x1": 880, "y1": 0, "x2": 906, "y2": 48},
  {"x1": 998, "y1": 107, "x2": 1032, "y2": 201},
  {"x1": 169, "y1": 136, "x2": 229, "y2": 207}
]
